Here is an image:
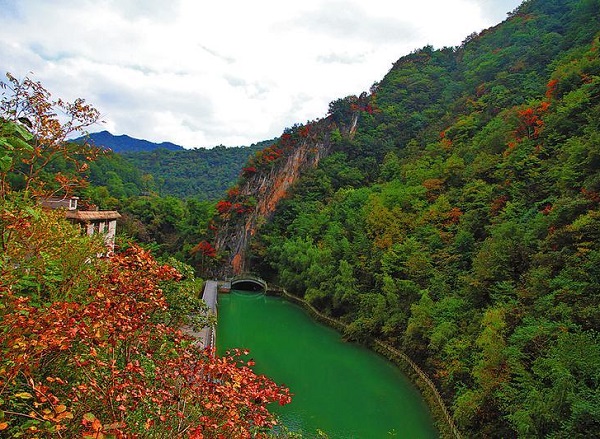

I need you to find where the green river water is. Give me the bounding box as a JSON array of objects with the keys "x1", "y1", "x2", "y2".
[{"x1": 217, "y1": 290, "x2": 438, "y2": 438}]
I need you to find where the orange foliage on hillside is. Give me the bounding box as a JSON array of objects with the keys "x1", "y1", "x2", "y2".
[{"x1": 0, "y1": 245, "x2": 291, "y2": 437}]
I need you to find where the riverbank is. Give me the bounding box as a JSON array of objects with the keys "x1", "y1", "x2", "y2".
[{"x1": 273, "y1": 287, "x2": 461, "y2": 439}]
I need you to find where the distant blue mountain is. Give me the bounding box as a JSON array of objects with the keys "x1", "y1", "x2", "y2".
[{"x1": 78, "y1": 130, "x2": 184, "y2": 153}]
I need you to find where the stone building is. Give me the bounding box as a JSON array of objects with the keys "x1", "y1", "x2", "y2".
[
  {"x1": 40, "y1": 196, "x2": 121, "y2": 253},
  {"x1": 65, "y1": 209, "x2": 121, "y2": 253}
]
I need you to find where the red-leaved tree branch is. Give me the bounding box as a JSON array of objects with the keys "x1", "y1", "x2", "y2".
[{"x1": 0, "y1": 72, "x2": 103, "y2": 198}]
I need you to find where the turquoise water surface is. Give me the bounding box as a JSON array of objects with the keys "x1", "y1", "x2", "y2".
[{"x1": 217, "y1": 290, "x2": 438, "y2": 438}]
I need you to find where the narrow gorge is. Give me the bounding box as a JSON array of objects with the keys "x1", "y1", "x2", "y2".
[{"x1": 214, "y1": 96, "x2": 365, "y2": 275}]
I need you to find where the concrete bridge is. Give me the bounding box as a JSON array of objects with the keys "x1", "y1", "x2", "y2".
[{"x1": 230, "y1": 274, "x2": 267, "y2": 292}]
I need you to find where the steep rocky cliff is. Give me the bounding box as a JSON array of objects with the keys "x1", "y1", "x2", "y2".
[{"x1": 213, "y1": 97, "x2": 364, "y2": 276}]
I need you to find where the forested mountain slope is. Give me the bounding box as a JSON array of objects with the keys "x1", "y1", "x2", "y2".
[
  {"x1": 215, "y1": 0, "x2": 600, "y2": 436},
  {"x1": 80, "y1": 130, "x2": 269, "y2": 200},
  {"x1": 121, "y1": 141, "x2": 268, "y2": 199}
]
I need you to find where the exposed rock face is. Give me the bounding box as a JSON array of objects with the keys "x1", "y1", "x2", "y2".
[{"x1": 214, "y1": 107, "x2": 361, "y2": 276}]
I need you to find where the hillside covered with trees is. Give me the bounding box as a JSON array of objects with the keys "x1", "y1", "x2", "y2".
[
  {"x1": 79, "y1": 130, "x2": 266, "y2": 200},
  {"x1": 212, "y1": 0, "x2": 600, "y2": 436},
  {"x1": 120, "y1": 141, "x2": 270, "y2": 200},
  {"x1": 75, "y1": 131, "x2": 272, "y2": 202}
]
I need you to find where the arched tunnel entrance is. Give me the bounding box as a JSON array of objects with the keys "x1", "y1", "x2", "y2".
[{"x1": 230, "y1": 275, "x2": 267, "y2": 292}]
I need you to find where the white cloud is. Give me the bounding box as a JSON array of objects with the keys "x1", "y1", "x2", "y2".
[{"x1": 0, "y1": 0, "x2": 523, "y2": 148}]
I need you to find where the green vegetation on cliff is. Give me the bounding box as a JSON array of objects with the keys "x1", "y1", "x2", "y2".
[{"x1": 241, "y1": 0, "x2": 600, "y2": 436}]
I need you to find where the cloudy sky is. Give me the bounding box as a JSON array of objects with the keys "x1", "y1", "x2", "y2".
[{"x1": 1, "y1": 0, "x2": 523, "y2": 148}]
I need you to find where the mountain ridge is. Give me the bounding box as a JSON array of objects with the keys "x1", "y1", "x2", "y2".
[{"x1": 79, "y1": 130, "x2": 184, "y2": 152}]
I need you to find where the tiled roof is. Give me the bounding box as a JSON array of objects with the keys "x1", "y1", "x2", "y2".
[{"x1": 65, "y1": 210, "x2": 121, "y2": 221}]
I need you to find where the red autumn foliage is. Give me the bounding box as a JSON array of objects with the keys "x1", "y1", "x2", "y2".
[
  {"x1": 216, "y1": 200, "x2": 233, "y2": 215},
  {"x1": 258, "y1": 146, "x2": 282, "y2": 164},
  {"x1": 192, "y1": 240, "x2": 217, "y2": 258},
  {"x1": 350, "y1": 102, "x2": 375, "y2": 114},
  {"x1": 546, "y1": 78, "x2": 559, "y2": 99},
  {"x1": 514, "y1": 99, "x2": 551, "y2": 142},
  {"x1": 0, "y1": 245, "x2": 291, "y2": 437},
  {"x1": 581, "y1": 187, "x2": 600, "y2": 203},
  {"x1": 445, "y1": 207, "x2": 463, "y2": 225},
  {"x1": 422, "y1": 178, "x2": 445, "y2": 201},
  {"x1": 243, "y1": 145, "x2": 284, "y2": 177},
  {"x1": 233, "y1": 203, "x2": 252, "y2": 214},
  {"x1": 439, "y1": 130, "x2": 453, "y2": 149},
  {"x1": 516, "y1": 107, "x2": 545, "y2": 139},
  {"x1": 227, "y1": 186, "x2": 241, "y2": 199},
  {"x1": 490, "y1": 195, "x2": 509, "y2": 215},
  {"x1": 298, "y1": 125, "x2": 311, "y2": 138},
  {"x1": 0, "y1": 73, "x2": 103, "y2": 198},
  {"x1": 541, "y1": 204, "x2": 553, "y2": 215},
  {"x1": 242, "y1": 166, "x2": 257, "y2": 177}
]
